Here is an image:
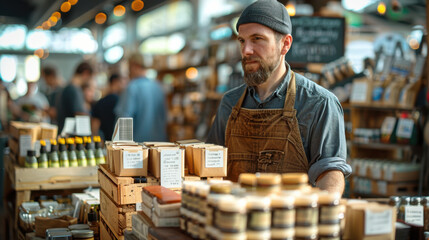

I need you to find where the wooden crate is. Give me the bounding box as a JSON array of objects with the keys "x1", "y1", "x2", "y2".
[
  {"x1": 98, "y1": 164, "x2": 159, "y2": 205},
  {"x1": 100, "y1": 189, "x2": 137, "y2": 236},
  {"x1": 5, "y1": 156, "x2": 99, "y2": 191},
  {"x1": 101, "y1": 212, "x2": 124, "y2": 240}
]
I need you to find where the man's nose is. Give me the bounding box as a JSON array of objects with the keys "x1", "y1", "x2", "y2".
[{"x1": 242, "y1": 42, "x2": 254, "y2": 56}]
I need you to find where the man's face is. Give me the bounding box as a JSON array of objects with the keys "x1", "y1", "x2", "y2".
[{"x1": 238, "y1": 23, "x2": 283, "y2": 86}]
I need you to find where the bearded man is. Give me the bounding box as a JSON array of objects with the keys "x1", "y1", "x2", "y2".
[{"x1": 206, "y1": 0, "x2": 351, "y2": 193}]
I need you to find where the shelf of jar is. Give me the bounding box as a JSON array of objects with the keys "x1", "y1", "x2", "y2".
[{"x1": 349, "y1": 140, "x2": 418, "y2": 151}]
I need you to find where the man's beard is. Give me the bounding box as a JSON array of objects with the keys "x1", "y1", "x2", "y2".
[{"x1": 242, "y1": 55, "x2": 280, "y2": 87}]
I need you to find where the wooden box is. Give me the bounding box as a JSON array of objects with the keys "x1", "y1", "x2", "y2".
[
  {"x1": 40, "y1": 123, "x2": 58, "y2": 140},
  {"x1": 98, "y1": 164, "x2": 158, "y2": 205},
  {"x1": 101, "y1": 212, "x2": 124, "y2": 240},
  {"x1": 5, "y1": 157, "x2": 98, "y2": 191},
  {"x1": 192, "y1": 145, "x2": 227, "y2": 177},
  {"x1": 10, "y1": 121, "x2": 41, "y2": 142},
  {"x1": 100, "y1": 189, "x2": 137, "y2": 236}
]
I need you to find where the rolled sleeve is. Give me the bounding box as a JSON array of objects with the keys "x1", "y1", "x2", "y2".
[{"x1": 308, "y1": 157, "x2": 352, "y2": 185}]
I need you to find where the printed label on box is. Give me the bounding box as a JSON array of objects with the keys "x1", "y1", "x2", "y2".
[
  {"x1": 364, "y1": 209, "x2": 392, "y2": 235},
  {"x1": 351, "y1": 81, "x2": 369, "y2": 102},
  {"x1": 136, "y1": 202, "x2": 143, "y2": 211},
  {"x1": 405, "y1": 205, "x2": 424, "y2": 226},
  {"x1": 19, "y1": 135, "x2": 32, "y2": 157},
  {"x1": 160, "y1": 149, "x2": 182, "y2": 188},
  {"x1": 396, "y1": 118, "x2": 414, "y2": 139},
  {"x1": 205, "y1": 150, "x2": 224, "y2": 168},
  {"x1": 123, "y1": 151, "x2": 143, "y2": 169}
]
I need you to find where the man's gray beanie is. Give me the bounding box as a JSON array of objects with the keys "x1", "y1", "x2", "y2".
[{"x1": 236, "y1": 0, "x2": 292, "y2": 34}]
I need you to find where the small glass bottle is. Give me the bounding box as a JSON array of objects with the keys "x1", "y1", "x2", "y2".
[
  {"x1": 85, "y1": 138, "x2": 96, "y2": 166},
  {"x1": 58, "y1": 138, "x2": 69, "y2": 167},
  {"x1": 87, "y1": 207, "x2": 99, "y2": 240},
  {"x1": 238, "y1": 173, "x2": 256, "y2": 192},
  {"x1": 25, "y1": 150, "x2": 38, "y2": 168},
  {"x1": 422, "y1": 197, "x2": 429, "y2": 231},
  {"x1": 398, "y1": 197, "x2": 411, "y2": 221},
  {"x1": 246, "y1": 196, "x2": 271, "y2": 231},
  {"x1": 411, "y1": 197, "x2": 422, "y2": 206},
  {"x1": 93, "y1": 136, "x2": 105, "y2": 165},
  {"x1": 38, "y1": 140, "x2": 49, "y2": 168},
  {"x1": 49, "y1": 139, "x2": 60, "y2": 168},
  {"x1": 295, "y1": 193, "x2": 318, "y2": 227},
  {"x1": 67, "y1": 138, "x2": 78, "y2": 167},
  {"x1": 215, "y1": 196, "x2": 247, "y2": 234},
  {"x1": 75, "y1": 137, "x2": 87, "y2": 167},
  {"x1": 255, "y1": 173, "x2": 281, "y2": 196},
  {"x1": 270, "y1": 194, "x2": 295, "y2": 240},
  {"x1": 388, "y1": 196, "x2": 401, "y2": 218}
]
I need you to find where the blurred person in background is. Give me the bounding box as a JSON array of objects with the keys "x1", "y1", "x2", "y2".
[
  {"x1": 82, "y1": 79, "x2": 97, "y2": 113},
  {"x1": 56, "y1": 62, "x2": 93, "y2": 133},
  {"x1": 41, "y1": 66, "x2": 63, "y2": 123},
  {"x1": 14, "y1": 81, "x2": 49, "y2": 122},
  {"x1": 92, "y1": 73, "x2": 126, "y2": 140},
  {"x1": 115, "y1": 54, "x2": 168, "y2": 142}
]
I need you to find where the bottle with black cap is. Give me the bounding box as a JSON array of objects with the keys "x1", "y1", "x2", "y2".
[
  {"x1": 38, "y1": 140, "x2": 48, "y2": 168},
  {"x1": 25, "y1": 150, "x2": 38, "y2": 168},
  {"x1": 49, "y1": 139, "x2": 60, "y2": 168},
  {"x1": 58, "y1": 138, "x2": 69, "y2": 167},
  {"x1": 67, "y1": 138, "x2": 78, "y2": 167},
  {"x1": 87, "y1": 207, "x2": 99, "y2": 240}
]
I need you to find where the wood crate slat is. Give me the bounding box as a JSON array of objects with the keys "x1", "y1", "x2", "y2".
[
  {"x1": 100, "y1": 211, "x2": 124, "y2": 240},
  {"x1": 98, "y1": 164, "x2": 159, "y2": 205},
  {"x1": 5, "y1": 157, "x2": 99, "y2": 191},
  {"x1": 100, "y1": 188, "x2": 136, "y2": 236}
]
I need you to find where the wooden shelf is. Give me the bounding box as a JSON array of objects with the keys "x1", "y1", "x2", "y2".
[
  {"x1": 350, "y1": 140, "x2": 416, "y2": 151},
  {"x1": 350, "y1": 104, "x2": 421, "y2": 112}
]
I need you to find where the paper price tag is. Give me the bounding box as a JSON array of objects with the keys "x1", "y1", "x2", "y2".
[
  {"x1": 123, "y1": 151, "x2": 143, "y2": 169},
  {"x1": 351, "y1": 81, "x2": 369, "y2": 102},
  {"x1": 405, "y1": 206, "x2": 424, "y2": 226},
  {"x1": 136, "y1": 202, "x2": 143, "y2": 211},
  {"x1": 205, "y1": 150, "x2": 224, "y2": 168},
  {"x1": 75, "y1": 115, "x2": 91, "y2": 136},
  {"x1": 160, "y1": 149, "x2": 182, "y2": 188},
  {"x1": 364, "y1": 209, "x2": 393, "y2": 235},
  {"x1": 19, "y1": 135, "x2": 33, "y2": 157}
]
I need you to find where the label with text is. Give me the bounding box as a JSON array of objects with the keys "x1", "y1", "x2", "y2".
[
  {"x1": 365, "y1": 209, "x2": 392, "y2": 235},
  {"x1": 405, "y1": 205, "x2": 424, "y2": 226},
  {"x1": 123, "y1": 151, "x2": 143, "y2": 169},
  {"x1": 19, "y1": 135, "x2": 33, "y2": 157},
  {"x1": 205, "y1": 150, "x2": 224, "y2": 168},
  {"x1": 160, "y1": 149, "x2": 182, "y2": 188}
]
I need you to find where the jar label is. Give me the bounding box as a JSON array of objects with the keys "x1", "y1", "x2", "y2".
[
  {"x1": 272, "y1": 209, "x2": 295, "y2": 227},
  {"x1": 405, "y1": 205, "x2": 424, "y2": 226},
  {"x1": 320, "y1": 206, "x2": 341, "y2": 223},
  {"x1": 215, "y1": 211, "x2": 246, "y2": 232},
  {"x1": 248, "y1": 211, "x2": 271, "y2": 230},
  {"x1": 296, "y1": 208, "x2": 318, "y2": 226}
]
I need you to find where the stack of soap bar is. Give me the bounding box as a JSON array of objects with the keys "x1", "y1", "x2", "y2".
[{"x1": 141, "y1": 186, "x2": 182, "y2": 227}]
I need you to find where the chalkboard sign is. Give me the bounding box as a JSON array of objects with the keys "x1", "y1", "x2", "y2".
[{"x1": 286, "y1": 16, "x2": 345, "y2": 63}]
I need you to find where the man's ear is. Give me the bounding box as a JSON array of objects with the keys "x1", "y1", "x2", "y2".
[{"x1": 281, "y1": 34, "x2": 293, "y2": 55}]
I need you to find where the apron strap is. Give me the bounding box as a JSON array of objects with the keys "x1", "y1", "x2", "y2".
[
  {"x1": 283, "y1": 71, "x2": 297, "y2": 118},
  {"x1": 230, "y1": 87, "x2": 248, "y2": 119}
]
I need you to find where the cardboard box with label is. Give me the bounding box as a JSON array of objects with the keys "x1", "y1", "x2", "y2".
[
  {"x1": 176, "y1": 140, "x2": 207, "y2": 175},
  {"x1": 192, "y1": 145, "x2": 227, "y2": 177},
  {"x1": 344, "y1": 202, "x2": 396, "y2": 240},
  {"x1": 40, "y1": 123, "x2": 58, "y2": 140},
  {"x1": 149, "y1": 146, "x2": 184, "y2": 189},
  {"x1": 110, "y1": 145, "x2": 148, "y2": 177}
]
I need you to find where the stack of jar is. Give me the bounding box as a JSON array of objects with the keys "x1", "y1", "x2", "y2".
[{"x1": 180, "y1": 173, "x2": 344, "y2": 240}]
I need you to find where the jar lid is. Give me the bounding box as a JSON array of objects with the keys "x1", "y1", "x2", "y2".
[
  {"x1": 317, "y1": 192, "x2": 341, "y2": 205},
  {"x1": 270, "y1": 195, "x2": 295, "y2": 208},
  {"x1": 218, "y1": 196, "x2": 246, "y2": 213},
  {"x1": 246, "y1": 196, "x2": 271, "y2": 209},
  {"x1": 256, "y1": 173, "x2": 281, "y2": 186},
  {"x1": 281, "y1": 173, "x2": 308, "y2": 185},
  {"x1": 68, "y1": 224, "x2": 90, "y2": 230},
  {"x1": 197, "y1": 184, "x2": 210, "y2": 197},
  {"x1": 318, "y1": 224, "x2": 340, "y2": 235},
  {"x1": 295, "y1": 194, "x2": 318, "y2": 207},
  {"x1": 208, "y1": 193, "x2": 233, "y2": 205},
  {"x1": 271, "y1": 228, "x2": 294, "y2": 238},
  {"x1": 294, "y1": 226, "x2": 318, "y2": 238},
  {"x1": 246, "y1": 230, "x2": 271, "y2": 240},
  {"x1": 71, "y1": 230, "x2": 94, "y2": 238},
  {"x1": 210, "y1": 182, "x2": 232, "y2": 194},
  {"x1": 239, "y1": 173, "x2": 256, "y2": 186}
]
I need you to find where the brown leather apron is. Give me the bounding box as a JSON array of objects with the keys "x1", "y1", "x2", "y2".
[{"x1": 225, "y1": 72, "x2": 309, "y2": 182}]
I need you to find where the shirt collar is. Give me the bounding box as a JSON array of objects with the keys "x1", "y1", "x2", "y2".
[{"x1": 247, "y1": 62, "x2": 292, "y2": 102}]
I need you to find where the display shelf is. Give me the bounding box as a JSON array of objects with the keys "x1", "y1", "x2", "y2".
[
  {"x1": 350, "y1": 140, "x2": 417, "y2": 151},
  {"x1": 350, "y1": 103, "x2": 421, "y2": 112}
]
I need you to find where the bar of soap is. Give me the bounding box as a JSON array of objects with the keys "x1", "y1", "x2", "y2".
[{"x1": 143, "y1": 186, "x2": 181, "y2": 204}]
